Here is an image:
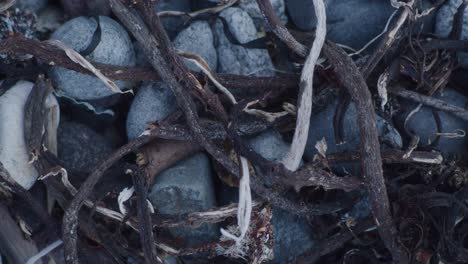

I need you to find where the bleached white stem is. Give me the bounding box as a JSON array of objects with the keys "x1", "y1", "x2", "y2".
[
  {"x1": 220, "y1": 156, "x2": 251, "y2": 249},
  {"x1": 282, "y1": 0, "x2": 326, "y2": 171}
]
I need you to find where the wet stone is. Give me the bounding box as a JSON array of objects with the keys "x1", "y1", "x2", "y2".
[
  {"x1": 57, "y1": 121, "x2": 115, "y2": 173},
  {"x1": 49, "y1": 16, "x2": 135, "y2": 101},
  {"x1": 398, "y1": 88, "x2": 468, "y2": 159},
  {"x1": 285, "y1": 0, "x2": 395, "y2": 49},
  {"x1": 174, "y1": 20, "x2": 218, "y2": 71},
  {"x1": 148, "y1": 153, "x2": 219, "y2": 247},
  {"x1": 304, "y1": 98, "x2": 403, "y2": 174},
  {"x1": 126, "y1": 81, "x2": 177, "y2": 140},
  {"x1": 213, "y1": 7, "x2": 275, "y2": 76},
  {"x1": 435, "y1": 0, "x2": 468, "y2": 68},
  {"x1": 14, "y1": 0, "x2": 48, "y2": 13}
]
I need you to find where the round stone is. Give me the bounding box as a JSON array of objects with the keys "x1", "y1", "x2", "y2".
[
  {"x1": 126, "y1": 81, "x2": 177, "y2": 140},
  {"x1": 285, "y1": 0, "x2": 395, "y2": 49},
  {"x1": 174, "y1": 20, "x2": 217, "y2": 71},
  {"x1": 399, "y1": 88, "x2": 468, "y2": 158},
  {"x1": 213, "y1": 7, "x2": 275, "y2": 76},
  {"x1": 57, "y1": 122, "x2": 115, "y2": 172},
  {"x1": 435, "y1": 0, "x2": 468, "y2": 68},
  {"x1": 49, "y1": 16, "x2": 135, "y2": 101}
]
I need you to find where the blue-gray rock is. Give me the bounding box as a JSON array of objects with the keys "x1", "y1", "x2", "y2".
[
  {"x1": 400, "y1": 88, "x2": 468, "y2": 158},
  {"x1": 49, "y1": 16, "x2": 135, "y2": 101},
  {"x1": 148, "y1": 153, "x2": 219, "y2": 246},
  {"x1": 239, "y1": 0, "x2": 288, "y2": 30},
  {"x1": 435, "y1": 0, "x2": 468, "y2": 68},
  {"x1": 174, "y1": 21, "x2": 217, "y2": 71},
  {"x1": 248, "y1": 130, "x2": 289, "y2": 162},
  {"x1": 304, "y1": 98, "x2": 403, "y2": 172},
  {"x1": 247, "y1": 131, "x2": 314, "y2": 263},
  {"x1": 285, "y1": 0, "x2": 395, "y2": 49},
  {"x1": 58, "y1": 122, "x2": 115, "y2": 172},
  {"x1": 126, "y1": 81, "x2": 177, "y2": 140},
  {"x1": 213, "y1": 7, "x2": 275, "y2": 76},
  {"x1": 341, "y1": 195, "x2": 370, "y2": 223},
  {"x1": 155, "y1": 0, "x2": 191, "y2": 38},
  {"x1": 14, "y1": 0, "x2": 47, "y2": 13},
  {"x1": 269, "y1": 208, "x2": 315, "y2": 263}
]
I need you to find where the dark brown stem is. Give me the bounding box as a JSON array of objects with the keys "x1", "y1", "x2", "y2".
[
  {"x1": 256, "y1": 0, "x2": 308, "y2": 57},
  {"x1": 132, "y1": 169, "x2": 158, "y2": 264},
  {"x1": 390, "y1": 85, "x2": 468, "y2": 122},
  {"x1": 326, "y1": 149, "x2": 443, "y2": 165},
  {"x1": 0, "y1": 34, "x2": 298, "y2": 91},
  {"x1": 323, "y1": 41, "x2": 408, "y2": 263}
]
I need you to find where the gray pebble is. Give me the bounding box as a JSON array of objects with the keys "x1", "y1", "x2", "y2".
[
  {"x1": 213, "y1": 7, "x2": 275, "y2": 76},
  {"x1": 248, "y1": 130, "x2": 289, "y2": 162},
  {"x1": 269, "y1": 208, "x2": 315, "y2": 263},
  {"x1": 58, "y1": 122, "x2": 115, "y2": 172},
  {"x1": 14, "y1": 0, "x2": 47, "y2": 13},
  {"x1": 126, "y1": 81, "x2": 177, "y2": 140},
  {"x1": 248, "y1": 131, "x2": 313, "y2": 262},
  {"x1": 285, "y1": 0, "x2": 395, "y2": 49},
  {"x1": 49, "y1": 16, "x2": 135, "y2": 101},
  {"x1": 435, "y1": 0, "x2": 468, "y2": 68},
  {"x1": 401, "y1": 88, "x2": 468, "y2": 158},
  {"x1": 155, "y1": 0, "x2": 191, "y2": 38},
  {"x1": 238, "y1": 0, "x2": 288, "y2": 30},
  {"x1": 304, "y1": 98, "x2": 403, "y2": 172},
  {"x1": 174, "y1": 21, "x2": 218, "y2": 71},
  {"x1": 148, "y1": 153, "x2": 219, "y2": 246}
]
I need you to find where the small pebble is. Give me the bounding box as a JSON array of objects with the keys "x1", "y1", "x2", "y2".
[
  {"x1": 174, "y1": 20, "x2": 218, "y2": 71},
  {"x1": 14, "y1": 0, "x2": 48, "y2": 13},
  {"x1": 305, "y1": 98, "x2": 403, "y2": 158},
  {"x1": 435, "y1": 0, "x2": 468, "y2": 68},
  {"x1": 399, "y1": 88, "x2": 468, "y2": 158},
  {"x1": 238, "y1": 0, "x2": 288, "y2": 30},
  {"x1": 213, "y1": 7, "x2": 275, "y2": 76},
  {"x1": 126, "y1": 81, "x2": 177, "y2": 140},
  {"x1": 57, "y1": 121, "x2": 115, "y2": 172},
  {"x1": 49, "y1": 16, "x2": 135, "y2": 101},
  {"x1": 148, "y1": 153, "x2": 219, "y2": 246},
  {"x1": 269, "y1": 208, "x2": 315, "y2": 263},
  {"x1": 285, "y1": 0, "x2": 395, "y2": 49}
]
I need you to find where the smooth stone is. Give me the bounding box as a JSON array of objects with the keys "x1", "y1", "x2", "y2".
[
  {"x1": 248, "y1": 130, "x2": 289, "y2": 162},
  {"x1": 247, "y1": 131, "x2": 314, "y2": 262},
  {"x1": 435, "y1": 0, "x2": 468, "y2": 68},
  {"x1": 126, "y1": 81, "x2": 177, "y2": 140},
  {"x1": 341, "y1": 195, "x2": 370, "y2": 223},
  {"x1": 213, "y1": 7, "x2": 275, "y2": 76},
  {"x1": 14, "y1": 0, "x2": 47, "y2": 13},
  {"x1": 304, "y1": 98, "x2": 403, "y2": 170},
  {"x1": 0, "y1": 81, "x2": 59, "y2": 190},
  {"x1": 36, "y1": 6, "x2": 63, "y2": 33},
  {"x1": 285, "y1": 0, "x2": 395, "y2": 49},
  {"x1": 269, "y1": 208, "x2": 315, "y2": 263},
  {"x1": 399, "y1": 88, "x2": 468, "y2": 158},
  {"x1": 148, "y1": 153, "x2": 219, "y2": 246},
  {"x1": 57, "y1": 122, "x2": 115, "y2": 173},
  {"x1": 155, "y1": 0, "x2": 191, "y2": 38},
  {"x1": 174, "y1": 20, "x2": 218, "y2": 71},
  {"x1": 49, "y1": 16, "x2": 135, "y2": 101},
  {"x1": 239, "y1": 0, "x2": 288, "y2": 30}
]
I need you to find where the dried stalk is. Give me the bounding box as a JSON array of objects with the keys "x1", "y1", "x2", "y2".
[
  {"x1": 0, "y1": 0, "x2": 16, "y2": 12},
  {"x1": 390, "y1": 85, "x2": 468, "y2": 122},
  {"x1": 323, "y1": 42, "x2": 408, "y2": 263},
  {"x1": 282, "y1": 0, "x2": 326, "y2": 171}
]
